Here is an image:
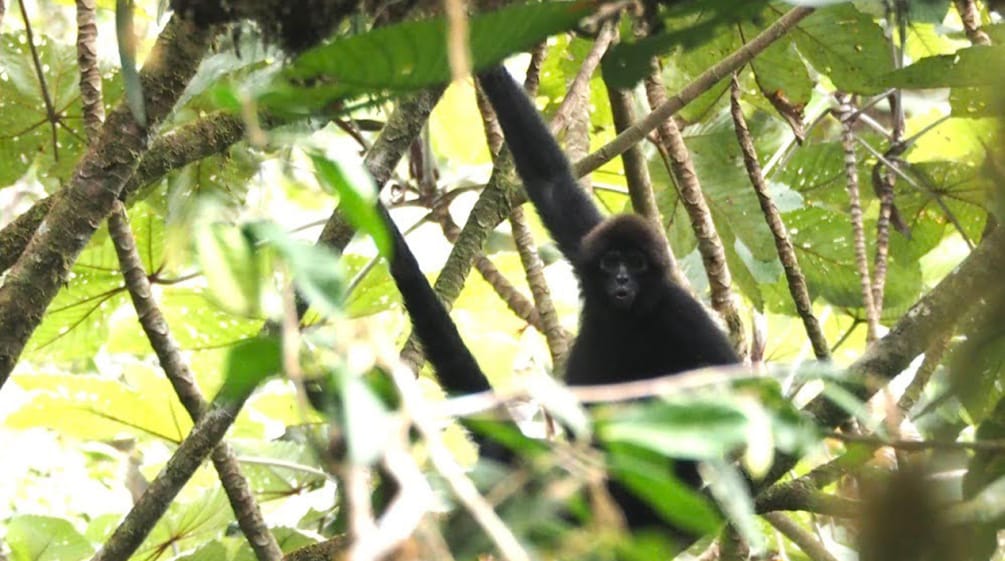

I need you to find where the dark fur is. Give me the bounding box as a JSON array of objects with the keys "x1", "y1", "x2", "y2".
[
  {"x1": 381, "y1": 66, "x2": 740, "y2": 544},
  {"x1": 381, "y1": 203, "x2": 491, "y2": 397},
  {"x1": 478, "y1": 66, "x2": 738, "y2": 388}
]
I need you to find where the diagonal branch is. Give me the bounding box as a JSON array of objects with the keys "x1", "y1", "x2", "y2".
[
  {"x1": 730, "y1": 76, "x2": 828, "y2": 360},
  {"x1": 573, "y1": 6, "x2": 814, "y2": 177},
  {"x1": 0, "y1": 111, "x2": 255, "y2": 275},
  {"x1": 108, "y1": 201, "x2": 282, "y2": 561},
  {"x1": 0, "y1": 14, "x2": 215, "y2": 384},
  {"x1": 91, "y1": 385, "x2": 257, "y2": 561}
]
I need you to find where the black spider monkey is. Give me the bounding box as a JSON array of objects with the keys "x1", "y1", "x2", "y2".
[{"x1": 380, "y1": 66, "x2": 739, "y2": 541}]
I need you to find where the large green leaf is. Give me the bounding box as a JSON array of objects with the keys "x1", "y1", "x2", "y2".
[
  {"x1": 264, "y1": 1, "x2": 595, "y2": 112},
  {"x1": 792, "y1": 3, "x2": 894, "y2": 95},
  {"x1": 133, "y1": 491, "x2": 233, "y2": 560},
  {"x1": 0, "y1": 32, "x2": 122, "y2": 188},
  {"x1": 6, "y1": 515, "x2": 93, "y2": 561},
  {"x1": 217, "y1": 336, "x2": 283, "y2": 402},
  {"x1": 596, "y1": 398, "x2": 751, "y2": 460},
  {"x1": 605, "y1": 443, "x2": 723, "y2": 535},
  {"x1": 765, "y1": 206, "x2": 923, "y2": 314},
  {"x1": 0, "y1": 33, "x2": 82, "y2": 187},
  {"x1": 6, "y1": 372, "x2": 192, "y2": 442},
  {"x1": 881, "y1": 46, "x2": 1005, "y2": 89}
]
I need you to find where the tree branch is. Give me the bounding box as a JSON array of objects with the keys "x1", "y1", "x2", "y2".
[
  {"x1": 730, "y1": 76, "x2": 828, "y2": 360},
  {"x1": 573, "y1": 6, "x2": 815, "y2": 177},
  {"x1": 108, "y1": 202, "x2": 282, "y2": 561},
  {"x1": 0, "y1": 14, "x2": 215, "y2": 384}
]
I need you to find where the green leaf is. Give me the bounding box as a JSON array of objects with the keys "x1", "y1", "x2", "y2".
[
  {"x1": 135, "y1": 490, "x2": 233, "y2": 559},
  {"x1": 881, "y1": 46, "x2": 1005, "y2": 89},
  {"x1": 247, "y1": 221, "x2": 346, "y2": 318},
  {"x1": 264, "y1": 1, "x2": 594, "y2": 111},
  {"x1": 746, "y1": 32, "x2": 813, "y2": 107},
  {"x1": 793, "y1": 3, "x2": 894, "y2": 95},
  {"x1": 606, "y1": 443, "x2": 722, "y2": 535},
  {"x1": 6, "y1": 372, "x2": 192, "y2": 442},
  {"x1": 342, "y1": 255, "x2": 399, "y2": 318},
  {"x1": 6, "y1": 515, "x2": 94, "y2": 561},
  {"x1": 0, "y1": 33, "x2": 89, "y2": 187},
  {"x1": 218, "y1": 336, "x2": 282, "y2": 402},
  {"x1": 175, "y1": 541, "x2": 229, "y2": 561},
  {"x1": 231, "y1": 439, "x2": 328, "y2": 497},
  {"x1": 194, "y1": 221, "x2": 264, "y2": 316},
  {"x1": 602, "y1": 0, "x2": 769, "y2": 88},
  {"x1": 310, "y1": 152, "x2": 391, "y2": 258},
  {"x1": 596, "y1": 398, "x2": 750, "y2": 460}
]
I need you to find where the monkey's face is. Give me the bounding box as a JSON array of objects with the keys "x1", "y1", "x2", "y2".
[{"x1": 597, "y1": 248, "x2": 649, "y2": 310}]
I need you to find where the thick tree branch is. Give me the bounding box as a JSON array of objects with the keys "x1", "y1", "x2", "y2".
[
  {"x1": 646, "y1": 62, "x2": 745, "y2": 353},
  {"x1": 0, "y1": 15, "x2": 214, "y2": 384},
  {"x1": 314, "y1": 88, "x2": 445, "y2": 255}
]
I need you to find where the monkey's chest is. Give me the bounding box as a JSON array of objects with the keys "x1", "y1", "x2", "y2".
[{"x1": 564, "y1": 318, "x2": 691, "y2": 386}]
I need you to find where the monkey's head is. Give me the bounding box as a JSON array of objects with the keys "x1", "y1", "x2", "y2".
[{"x1": 578, "y1": 214, "x2": 671, "y2": 313}]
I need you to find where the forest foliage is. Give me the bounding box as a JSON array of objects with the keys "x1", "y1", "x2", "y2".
[{"x1": 0, "y1": 1, "x2": 1004, "y2": 560}]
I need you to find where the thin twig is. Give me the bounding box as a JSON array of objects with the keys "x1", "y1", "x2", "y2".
[
  {"x1": 574, "y1": 6, "x2": 814, "y2": 176},
  {"x1": 730, "y1": 75, "x2": 828, "y2": 360},
  {"x1": 835, "y1": 94, "x2": 880, "y2": 342}
]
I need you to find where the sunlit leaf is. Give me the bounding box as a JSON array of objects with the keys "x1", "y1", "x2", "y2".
[
  {"x1": 194, "y1": 221, "x2": 264, "y2": 316},
  {"x1": 6, "y1": 515, "x2": 93, "y2": 561},
  {"x1": 217, "y1": 336, "x2": 282, "y2": 402},
  {"x1": 310, "y1": 152, "x2": 391, "y2": 258}
]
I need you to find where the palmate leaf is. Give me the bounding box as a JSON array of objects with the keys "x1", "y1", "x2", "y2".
[
  {"x1": 6, "y1": 515, "x2": 93, "y2": 561},
  {"x1": 881, "y1": 45, "x2": 1005, "y2": 89},
  {"x1": 262, "y1": 1, "x2": 596, "y2": 113},
  {"x1": 0, "y1": 32, "x2": 84, "y2": 187},
  {"x1": 789, "y1": 4, "x2": 894, "y2": 95}
]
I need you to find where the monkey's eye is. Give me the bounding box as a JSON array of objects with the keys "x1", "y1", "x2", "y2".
[
  {"x1": 599, "y1": 252, "x2": 622, "y2": 273},
  {"x1": 624, "y1": 251, "x2": 648, "y2": 273}
]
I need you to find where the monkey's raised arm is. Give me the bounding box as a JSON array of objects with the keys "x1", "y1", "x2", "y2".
[
  {"x1": 381, "y1": 205, "x2": 491, "y2": 396},
  {"x1": 478, "y1": 67, "x2": 603, "y2": 261}
]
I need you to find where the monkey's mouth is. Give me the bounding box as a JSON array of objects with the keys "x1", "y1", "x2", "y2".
[{"x1": 612, "y1": 288, "x2": 634, "y2": 307}]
